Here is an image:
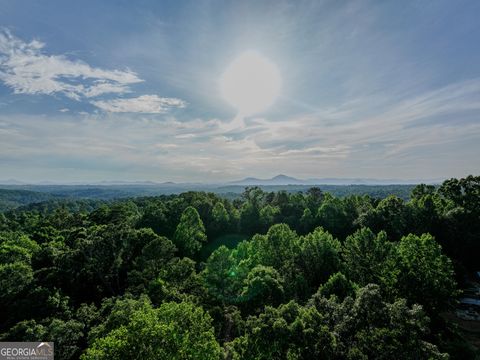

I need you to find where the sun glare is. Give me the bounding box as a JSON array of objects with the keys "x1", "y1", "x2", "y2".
[{"x1": 220, "y1": 51, "x2": 281, "y2": 115}]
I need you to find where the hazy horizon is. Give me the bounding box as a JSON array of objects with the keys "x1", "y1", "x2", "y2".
[
  {"x1": 1, "y1": 0, "x2": 480, "y2": 182},
  {"x1": 0, "y1": 173, "x2": 446, "y2": 186}
]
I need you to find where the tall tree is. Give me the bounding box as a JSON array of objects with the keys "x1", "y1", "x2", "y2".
[
  {"x1": 342, "y1": 228, "x2": 397, "y2": 293},
  {"x1": 297, "y1": 227, "x2": 341, "y2": 290},
  {"x1": 202, "y1": 245, "x2": 237, "y2": 303},
  {"x1": 317, "y1": 194, "x2": 352, "y2": 239},
  {"x1": 173, "y1": 206, "x2": 207, "y2": 257},
  {"x1": 210, "y1": 202, "x2": 230, "y2": 237},
  {"x1": 396, "y1": 233, "x2": 457, "y2": 313}
]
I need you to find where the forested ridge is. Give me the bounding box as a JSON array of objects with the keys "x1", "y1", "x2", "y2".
[{"x1": 0, "y1": 176, "x2": 479, "y2": 359}]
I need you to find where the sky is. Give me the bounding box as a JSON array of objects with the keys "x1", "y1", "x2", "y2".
[{"x1": 0, "y1": 0, "x2": 479, "y2": 183}]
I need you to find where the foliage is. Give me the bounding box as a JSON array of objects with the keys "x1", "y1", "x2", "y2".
[
  {"x1": 342, "y1": 228, "x2": 397, "y2": 292},
  {"x1": 82, "y1": 301, "x2": 222, "y2": 360},
  {"x1": 318, "y1": 272, "x2": 357, "y2": 301},
  {"x1": 173, "y1": 206, "x2": 207, "y2": 257},
  {"x1": 226, "y1": 300, "x2": 336, "y2": 360},
  {"x1": 396, "y1": 233, "x2": 457, "y2": 312},
  {"x1": 297, "y1": 227, "x2": 342, "y2": 290},
  {"x1": 0, "y1": 176, "x2": 477, "y2": 358}
]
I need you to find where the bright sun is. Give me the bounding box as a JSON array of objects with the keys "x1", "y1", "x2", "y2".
[{"x1": 220, "y1": 51, "x2": 281, "y2": 115}]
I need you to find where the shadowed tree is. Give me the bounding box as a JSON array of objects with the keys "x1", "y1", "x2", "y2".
[
  {"x1": 210, "y1": 202, "x2": 230, "y2": 237},
  {"x1": 342, "y1": 228, "x2": 397, "y2": 293},
  {"x1": 240, "y1": 265, "x2": 284, "y2": 310},
  {"x1": 297, "y1": 227, "x2": 341, "y2": 290},
  {"x1": 173, "y1": 206, "x2": 207, "y2": 257},
  {"x1": 201, "y1": 245, "x2": 237, "y2": 303},
  {"x1": 396, "y1": 233, "x2": 457, "y2": 313}
]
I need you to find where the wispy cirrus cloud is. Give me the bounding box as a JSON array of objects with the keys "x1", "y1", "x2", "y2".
[
  {"x1": 91, "y1": 95, "x2": 186, "y2": 113},
  {"x1": 1, "y1": 75, "x2": 479, "y2": 182}
]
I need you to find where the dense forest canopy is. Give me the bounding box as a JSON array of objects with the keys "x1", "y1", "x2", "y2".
[
  {"x1": 0, "y1": 184, "x2": 417, "y2": 212},
  {"x1": 0, "y1": 176, "x2": 479, "y2": 359}
]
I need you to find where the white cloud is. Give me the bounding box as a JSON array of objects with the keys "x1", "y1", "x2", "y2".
[
  {"x1": 277, "y1": 145, "x2": 350, "y2": 158},
  {"x1": 175, "y1": 133, "x2": 196, "y2": 139},
  {"x1": 0, "y1": 29, "x2": 142, "y2": 100},
  {"x1": 153, "y1": 143, "x2": 178, "y2": 149},
  {"x1": 0, "y1": 27, "x2": 478, "y2": 181},
  {"x1": 0, "y1": 29, "x2": 187, "y2": 114},
  {"x1": 1, "y1": 90, "x2": 479, "y2": 182},
  {"x1": 91, "y1": 95, "x2": 186, "y2": 113}
]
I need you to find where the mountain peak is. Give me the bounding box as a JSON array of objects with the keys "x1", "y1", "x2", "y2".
[
  {"x1": 272, "y1": 174, "x2": 294, "y2": 180},
  {"x1": 230, "y1": 174, "x2": 302, "y2": 185}
]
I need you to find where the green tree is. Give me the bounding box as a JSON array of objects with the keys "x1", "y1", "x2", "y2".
[
  {"x1": 0, "y1": 231, "x2": 40, "y2": 263},
  {"x1": 226, "y1": 301, "x2": 336, "y2": 360},
  {"x1": 342, "y1": 228, "x2": 397, "y2": 292},
  {"x1": 396, "y1": 233, "x2": 457, "y2": 313},
  {"x1": 0, "y1": 262, "x2": 33, "y2": 306},
  {"x1": 73, "y1": 225, "x2": 137, "y2": 298},
  {"x1": 1, "y1": 317, "x2": 83, "y2": 360},
  {"x1": 297, "y1": 227, "x2": 341, "y2": 290},
  {"x1": 251, "y1": 224, "x2": 299, "y2": 270},
  {"x1": 439, "y1": 175, "x2": 480, "y2": 213},
  {"x1": 129, "y1": 230, "x2": 176, "y2": 286},
  {"x1": 136, "y1": 201, "x2": 168, "y2": 235},
  {"x1": 0, "y1": 213, "x2": 8, "y2": 231},
  {"x1": 211, "y1": 202, "x2": 230, "y2": 236},
  {"x1": 173, "y1": 206, "x2": 207, "y2": 257},
  {"x1": 1, "y1": 319, "x2": 47, "y2": 342},
  {"x1": 435, "y1": 176, "x2": 480, "y2": 270},
  {"x1": 259, "y1": 205, "x2": 280, "y2": 232},
  {"x1": 239, "y1": 187, "x2": 265, "y2": 235},
  {"x1": 308, "y1": 284, "x2": 448, "y2": 359},
  {"x1": 318, "y1": 272, "x2": 357, "y2": 301},
  {"x1": 317, "y1": 195, "x2": 352, "y2": 239},
  {"x1": 411, "y1": 184, "x2": 436, "y2": 200},
  {"x1": 47, "y1": 318, "x2": 84, "y2": 360},
  {"x1": 408, "y1": 187, "x2": 440, "y2": 235},
  {"x1": 339, "y1": 285, "x2": 448, "y2": 359},
  {"x1": 149, "y1": 257, "x2": 204, "y2": 304},
  {"x1": 306, "y1": 187, "x2": 324, "y2": 210},
  {"x1": 201, "y1": 245, "x2": 237, "y2": 303},
  {"x1": 299, "y1": 208, "x2": 314, "y2": 234},
  {"x1": 87, "y1": 295, "x2": 152, "y2": 342},
  {"x1": 82, "y1": 301, "x2": 222, "y2": 360},
  {"x1": 240, "y1": 265, "x2": 284, "y2": 309},
  {"x1": 89, "y1": 202, "x2": 140, "y2": 227},
  {"x1": 359, "y1": 195, "x2": 408, "y2": 241}
]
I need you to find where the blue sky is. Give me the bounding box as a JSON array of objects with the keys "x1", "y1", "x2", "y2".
[{"x1": 0, "y1": 0, "x2": 479, "y2": 182}]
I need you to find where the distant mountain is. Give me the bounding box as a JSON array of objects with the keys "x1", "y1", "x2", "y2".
[
  {"x1": 95, "y1": 180, "x2": 160, "y2": 186},
  {"x1": 0, "y1": 179, "x2": 27, "y2": 185},
  {"x1": 306, "y1": 177, "x2": 443, "y2": 185},
  {"x1": 0, "y1": 176, "x2": 444, "y2": 187},
  {"x1": 230, "y1": 174, "x2": 305, "y2": 185},
  {"x1": 230, "y1": 175, "x2": 442, "y2": 186}
]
